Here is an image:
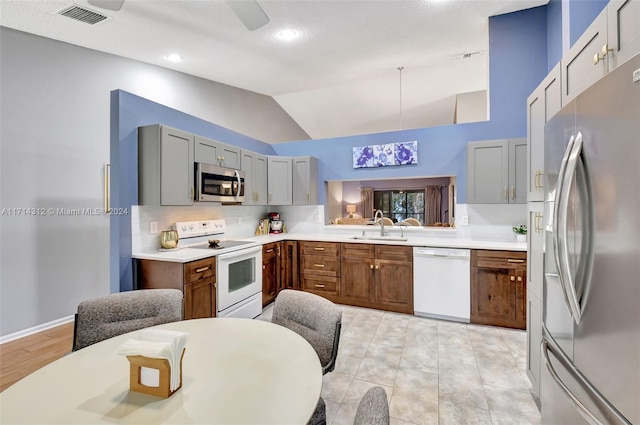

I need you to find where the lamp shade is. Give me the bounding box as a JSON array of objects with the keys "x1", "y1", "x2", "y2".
[{"x1": 346, "y1": 205, "x2": 357, "y2": 218}]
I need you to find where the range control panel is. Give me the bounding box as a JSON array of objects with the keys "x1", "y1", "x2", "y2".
[{"x1": 175, "y1": 219, "x2": 226, "y2": 239}]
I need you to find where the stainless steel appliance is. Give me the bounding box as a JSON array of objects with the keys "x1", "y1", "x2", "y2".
[
  {"x1": 175, "y1": 219, "x2": 262, "y2": 319},
  {"x1": 541, "y1": 54, "x2": 639, "y2": 425},
  {"x1": 195, "y1": 163, "x2": 245, "y2": 203}
]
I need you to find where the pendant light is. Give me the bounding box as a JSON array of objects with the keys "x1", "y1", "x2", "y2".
[{"x1": 397, "y1": 66, "x2": 404, "y2": 130}]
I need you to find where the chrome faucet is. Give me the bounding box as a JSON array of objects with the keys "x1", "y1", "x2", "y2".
[{"x1": 374, "y1": 209, "x2": 386, "y2": 236}]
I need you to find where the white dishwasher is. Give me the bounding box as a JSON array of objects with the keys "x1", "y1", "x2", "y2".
[{"x1": 413, "y1": 247, "x2": 471, "y2": 322}]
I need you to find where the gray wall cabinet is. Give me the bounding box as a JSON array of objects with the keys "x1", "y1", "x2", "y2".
[
  {"x1": 267, "y1": 156, "x2": 293, "y2": 205},
  {"x1": 292, "y1": 156, "x2": 319, "y2": 205},
  {"x1": 467, "y1": 138, "x2": 527, "y2": 204},
  {"x1": 138, "y1": 124, "x2": 194, "y2": 206},
  {"x1": 561, "y1": 0, "x2": 640, "y2": 105},
  {"x1": 194, "y1": 135, "x2": 241, "y2": 169},
  {"x1": 241, "y1": 150, "x2": 268, "y2": 205}
]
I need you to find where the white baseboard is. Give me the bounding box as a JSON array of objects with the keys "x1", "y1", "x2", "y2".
[{"x1": 0, "y1": 315, "x2": 75, "y2": 345}]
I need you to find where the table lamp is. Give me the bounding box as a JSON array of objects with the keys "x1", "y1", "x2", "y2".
[{"x1": 346, "y1": 205, "x2": 357, "y2": 218}]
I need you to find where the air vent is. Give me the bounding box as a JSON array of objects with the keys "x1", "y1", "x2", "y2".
[
  {"x1": 462, "y1": 52, "x2": 480, "y2": 59},
  {"x1": 57, "y1": 4, "x2": 109, "y2": 25}
]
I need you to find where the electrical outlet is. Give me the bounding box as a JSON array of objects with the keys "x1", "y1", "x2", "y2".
[
  {"x1": 459, "y1": 216, "x2": 469, "y2": 226},
  {"x1": 238, "y1": 217, "x2": 243, "y2": 225},
  {"x1": 150, "y1": 221, "x2": 158, "y2": 234},
  {"x1": 314, "y1": 215, "x2": 322, "y2": 224}
]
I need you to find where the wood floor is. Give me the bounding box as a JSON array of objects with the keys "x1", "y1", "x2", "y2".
[{"x1": 0, "y1": 322, "x2": 74, "y2": 392}]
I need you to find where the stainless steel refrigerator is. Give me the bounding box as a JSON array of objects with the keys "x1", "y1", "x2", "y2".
[{"x1": 541, "y1": 53, "x2": 639, "y2": 425}]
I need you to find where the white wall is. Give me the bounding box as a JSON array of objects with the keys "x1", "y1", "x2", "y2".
[
  {"x1": 0, "y1": 27, "x2": 308, "y2": 338},
  {"x1": 455, "y1": 90, "x2": 488, "y2": 124}
]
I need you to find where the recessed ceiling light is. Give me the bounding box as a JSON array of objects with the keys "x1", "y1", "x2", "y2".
[
  {"x1": 276, "y1": 29, "x2": 299, "y2": 42},
  {"x1": 164, "y1": 54, "x2": 183, "y2": 63}
]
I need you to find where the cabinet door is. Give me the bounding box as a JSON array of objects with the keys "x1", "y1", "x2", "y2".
[
  {"x1": 527, "y1": 64, "x2": 561, "y2": 202},
  {"x1": 467, "y1": 140, "x2": 509, "y2": 203},
  {"x1": 341, "y1": 256, "x2": 374, "y2": 302},
  {"x1": 526, "y1": 289, "x2": 542, "y2": 397},
  {"x1": 607, "y1": 0, "x2": 640, "y2": 71},
  {"x1": 561, "y1": 10, "x2": 609, "y2": 104},
  {"x1": 184, "y1": 278, "x2": 215, "y2": 319},
  {"x1": 218, "y1": 143, "x2": 241, "y2": 169},
  {"x1": 280, "y1": 241, "x2": 298, "y2": 291},
  {"x1": 254, "y1": 153, "x2": 268, "y2": 205},
  {"x1": 267, "y1": 156, "x2": 292, "y2": 205},
  {"x1": 508, "y1": 138, "x2": 527, "y2": 204},
  {"x1": 527, "y1": 202, "x2": 544, "y2": 301},
  {"x1": 262, "y1": 243, "x2": 280, "y2": 307},
  {"x1": 160, "y1": 126, "x2": 194, "y2": 206},
  {"x1": 194, "y1": 136, "x2": 219, "y2": 165},
  {"x1": 292, "y1": 156, "x2": 318, "y2": 205},
  {"x1": 374, "y1": 259, "x2": 413, "y2": 314},
  {"x1": 471, "y1": 264, "x2": 516, "y2": 326},
  {"x1": 241, "y1": 150, "x2": 255, "y2": 205}
]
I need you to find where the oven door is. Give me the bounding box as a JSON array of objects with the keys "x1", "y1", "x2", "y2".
[
  {"x1": 196, "y1": 163, "x2": 245, "y2": 203},
  {"x1": 216, "y1": 246, "x2": 262, "y2": 313}
]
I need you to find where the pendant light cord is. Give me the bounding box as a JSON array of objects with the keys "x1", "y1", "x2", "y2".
[{"x1": 397, "y1": 66, "x2": 404, "y2": 130}]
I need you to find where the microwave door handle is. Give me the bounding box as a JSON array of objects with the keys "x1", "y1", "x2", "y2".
[
  {"x1": 553, "y1": 134, "x2": 576, "y2": 320},
  {"x1": 234, "y1": 169, "x2": 241, "y2": 201}
]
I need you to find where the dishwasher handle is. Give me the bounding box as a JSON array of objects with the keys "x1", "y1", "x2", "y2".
[{"x1": 413, "y1": 248, "x2": 470, "y2": 259}]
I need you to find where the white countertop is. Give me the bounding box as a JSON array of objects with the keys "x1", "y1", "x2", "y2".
[{"x1": 132, "y1": 229, "x2": 526, "y2": 263}]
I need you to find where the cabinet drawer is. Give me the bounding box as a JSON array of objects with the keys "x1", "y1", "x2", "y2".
[
  {"x1": 263, "y1": 242, "x2": 279, "y2": 261},
  {"x1": 299, "y1": 241, "x2": 339, "y2": 256},
  {"x1": 472, "y1": 250, "x2": 526, "y2": 271},
  {"x1": 301, "y1": 255, "x2": 340, "y2": 277},
  {"x1": 300, "y1": 276, "x2": 339, "y2": 294},
  {"x1": 375, "y1": 245, "x2": 413, "y2": 262},
  {"x1": 184, "y1": 257, "x2": 215, "y2": 283},
  {"x1": 341, "y1": 243, "x2": 374, "y2": 258}
]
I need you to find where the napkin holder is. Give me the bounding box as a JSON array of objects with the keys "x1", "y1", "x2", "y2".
[{"x1": 127, "y1": 348, "x2": 185, "y2": 398}]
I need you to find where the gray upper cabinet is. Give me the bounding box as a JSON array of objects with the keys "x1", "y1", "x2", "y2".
[
  {"x1": 138, "y1": 124, "x2": 194, "y2": 206},
  {"x1": 267, "y1": 156, "x2": 292, "y2": 205},
  {"x1": 527, "y1": 63, "x2": 562, "y2": 202},
  {"x1": 241, "y1": 150, "x2": 268, "y2": 206},
  {"x1": 607, "y1": 0, "x2": 640, "y2": 71},
  {"x1": 194, "y1": 136, "x2": 241, "y2": 169},
  {"x1": 292, "y1": 156, "x2": 318, "y2": 205},
  {"x1": 562, "y1": 0, "x2": 640, "y2": 104},
  {"x1": 467, "y1": 138, "x2": 527, "y2": 204}
]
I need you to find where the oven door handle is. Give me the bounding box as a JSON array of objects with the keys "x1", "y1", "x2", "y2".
[{"x1": 216, "y1": 245, "x2": 261, "y2": 261}]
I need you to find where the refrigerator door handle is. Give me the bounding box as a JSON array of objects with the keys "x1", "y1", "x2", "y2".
[
  {"x1": 542, "y1": 335, "x2": 632, "y2": 425},
  {"x1": 553, "y1": 134, "x2": 577, "y2": 321}
]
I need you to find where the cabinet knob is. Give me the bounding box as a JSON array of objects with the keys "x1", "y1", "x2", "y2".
[
  {"x1": 503, "y1": 186, "x2": 508, "y2": 200},
  {"x1": 593, "y1": 44, "x2": 613, "y2": 65},
  {"x1": 511, "y1": 186, "x2": 515, "y2": 200},
  {"x1": 370, "y1": 264, "x2": 374, "y2": 269},
  {"x1": 510, "y1": 275, "x2": 516, "y2": 281},
  {"x1": 375, "y1": 264, "x2": 380, "y2": 270},
  {"x1": 517, "y1": 276, "x2": 522, "y2": 282}
]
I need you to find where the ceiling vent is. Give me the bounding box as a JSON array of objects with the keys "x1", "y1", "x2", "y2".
[{"x1": 57, "y1": 4, "x2": 109, "y2": 25}]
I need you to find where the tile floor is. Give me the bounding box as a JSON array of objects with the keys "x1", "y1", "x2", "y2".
[{"x1": 258, "y1": 303, "x2": 541, "y2": 425}]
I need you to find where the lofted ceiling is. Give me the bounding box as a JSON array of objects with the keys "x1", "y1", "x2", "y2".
[{"x1": 0, "y1": 0, "x2": 548, "y2": 141}]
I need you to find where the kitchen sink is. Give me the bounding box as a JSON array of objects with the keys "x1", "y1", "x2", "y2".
[{"x1": 350, "y1": 235, "x2": 409, "y2": 242}]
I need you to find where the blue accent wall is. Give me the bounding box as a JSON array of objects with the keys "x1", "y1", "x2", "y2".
[
  {"x1": 547, "y1": 0, "x2": 564, "y2": 70},
  {"x1": 569, "y1": 0, "x2": 609, "y2": 46},
  {"x1": 110, "y1": 90, "x2": 276, "y2": 292},
  {"x1": 274, "y1": 6, "x2": 549, "y2": 206}
]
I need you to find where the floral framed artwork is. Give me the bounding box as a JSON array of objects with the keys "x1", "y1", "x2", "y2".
[{"x1": 353, "y1": 141, "x2": 417, "y2": 168}]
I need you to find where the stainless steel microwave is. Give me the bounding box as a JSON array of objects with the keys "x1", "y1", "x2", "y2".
[{"x1": 196, "y1": 163, "x2": 245, "y2": 203}]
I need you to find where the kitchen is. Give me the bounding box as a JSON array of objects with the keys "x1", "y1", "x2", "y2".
[{"x1": 2, "y1": 0, "x2": 638, "y2": 424}]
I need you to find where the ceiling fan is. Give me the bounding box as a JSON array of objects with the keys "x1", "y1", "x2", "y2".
[{"x1": 86, "y1": 0, "x2": 270, "y2": 31}]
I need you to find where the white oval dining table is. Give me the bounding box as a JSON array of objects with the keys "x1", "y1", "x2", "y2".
[{"x1": 0, "y1": 318, "x2": 323, "y2": 424}]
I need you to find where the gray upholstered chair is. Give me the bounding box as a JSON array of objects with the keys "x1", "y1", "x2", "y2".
[
  {"x1": 72, "y1": 289, "x2": 183, "y2": 351},
  {"x1": 271, "y1": 289, "x2": 342, "y2": 375},
  {"x1": 271, "y1": 290, "x2": 342, "y2": 425},
  {"x1": 353, "y1": 386, "x2": 390, "y2": 425}
]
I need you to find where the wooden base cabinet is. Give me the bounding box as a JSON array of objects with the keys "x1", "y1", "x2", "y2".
[
  {"x1": 340, "y1": 243, "x2": 413, "y2": 314},
  {"x1": 299, "y1": 241, "x2": 341, "y2": 301},
  {"x1": 470, "y1": 250, "x2": 526, "y2": 329},
  {"x1": 135, "y1": 257, "x2": 216, "y2": 320},
  {"x1": 262, "y1": 242, "x2": 280, "y2": 307}
]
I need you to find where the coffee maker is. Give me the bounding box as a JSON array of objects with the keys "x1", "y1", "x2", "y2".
[{"x1": 267, "y1": 212, "x2": 284, "y2": 234}]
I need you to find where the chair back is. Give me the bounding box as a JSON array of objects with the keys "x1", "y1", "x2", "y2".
[
  {"x1": 404, "y1": 218, "x2": 421, "y2": 226},
  {"x1": 272, "y1": 290, "x2": 342, "y2": 374},
  {"x1": 353, "y1": 386, "x2": 389, "y2": 425},
  {"x1": 73, "y1": 289, "x2": 183, "y2": 351}
]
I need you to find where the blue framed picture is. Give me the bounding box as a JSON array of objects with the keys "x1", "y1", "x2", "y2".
[{"x1": 353, "y1": 141, "x2": 417, "y2": 168}]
